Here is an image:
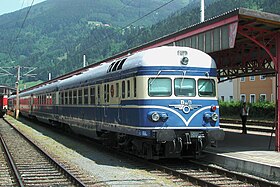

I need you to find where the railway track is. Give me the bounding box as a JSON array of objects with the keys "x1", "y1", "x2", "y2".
[
  {"x1": 4, "y1": 116, "x2": 279, "y2": 186},
  {"x1": 0, "y1": 118, "x2": 90, "y2": 187},
  {"x1": 220, "y1": 118, "x2": 275, "y2": 133},
  {"x1": 148, "y1": 159, "x2": 280, "y2": 187}
]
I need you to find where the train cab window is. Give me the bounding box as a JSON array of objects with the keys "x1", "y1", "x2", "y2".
[
  {"x1": 148, "y1": 78, "x2": 172, "y2": 97},
  {"x1": 127, "y1": 80, "x2": 130, "y2": 98},
  {"x1": 198, "y1": 79, "x2": 216, "y2": 97},
  {"x1": 90, "y1": 87, "x2": 95, "y2": 105},
  {"x1": 122, "y1": 81, "x2": 125, "y2": 99},
  {"x1": 174, "y1": 78, "x2": 196, "y2": 97},
  {"x1": 84, "y1": 88, "x2": 89, "y2": 105},
  {"x1": 78, "y1": 89, "x2": 83, "y2": 104},
  {"x1": 73, "y1": 90, "x2": 77, "y2": 105}
]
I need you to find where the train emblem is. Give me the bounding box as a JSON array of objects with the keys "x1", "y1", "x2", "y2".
[{"x1": 169, "y1": 100, "x2": 202, "y2": 114}]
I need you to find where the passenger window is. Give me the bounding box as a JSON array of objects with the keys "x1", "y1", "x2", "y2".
[
  {"x1": 134, "y1": 77, "x2": 137, "y2": 97},
  {"x1": 122, "y1": 81, "x2": 125, "y2": 99},
  {"x1": 61, "y1": 92, "x2": 64, "y2": 105},
  {"x1": 174, "y1": 78, "x2": 196, "y2": 97},
  {"x1": 127, "y1": 80, "x2": 130, "y2": 98},
  {"x1": 73, "y1": 90, "x2": 77, "y2": 105},
  {"x1": 90, "y1": 87, "x2": 95, "y2": 105},
  {"x1": 116, "y1": 83, "x2": 119, "y2": 97},
  {"x1": 104, "y1": 84, "x2": 107, "y2": 103},
  {"x1": 97, "y1": 85, "x2": 100, "y2": 104},
  {"x1": 69, "y1": 90, "x2": 72, "y2": 104},
  {"x1": 198, "y1": 79, "x2": 216, "y2": 97},
  {"x1": 65, "y1": 91, "x2": 68, "y2": 105},
  {"x1": 78, "y1": 89, "x2": 83, "y2": 104},
  {"x1": 107, "y1": 84, "x2": 109, "y2": 102},
  {"x1": 84, "y1": 88, "x2": 89, "y2": 105},
  {"x1": 148, "y1": 78, "x2": 172, "y2": 97}
]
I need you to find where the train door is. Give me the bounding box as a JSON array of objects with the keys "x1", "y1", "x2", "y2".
[
  {"x1": 30, "y1": 94, "x2": 34, "y2": 115},
  {"x1": 0, "y1": 95, "x2": 3, "y2": 109},
  {"x1": 54, "y1": 92, "x2": 59, "y2": 116},
  {"x1": 103, "y1": 84, "x2": 109, "y2": 121},
  {"x1": 117, "y1": 80, "x2": 126, "y2": 123},
  {"x1": 97, "y1": 85, "x2": 102, "y2": 121}
]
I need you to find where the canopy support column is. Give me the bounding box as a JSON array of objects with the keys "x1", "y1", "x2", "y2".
[{"x1": 276, "y1": 32, "x2": 280, "y2": 152}]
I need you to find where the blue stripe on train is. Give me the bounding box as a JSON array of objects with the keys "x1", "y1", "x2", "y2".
[{"x1": 32, "y1": 99, "x2": 219, "y2": 129}]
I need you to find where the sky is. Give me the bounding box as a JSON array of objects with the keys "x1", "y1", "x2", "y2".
[{"x1": 0, "y1": 0, "x2": 46, "y2": 16}]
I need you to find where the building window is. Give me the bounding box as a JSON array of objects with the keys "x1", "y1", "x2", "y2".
[
  {"x1": 250, "y1": 94, "x2": 256, "y2": 103},
  {"x1": 229, "y1": 96, "x2": 233, "y2": 101},
  {"x1": 249, "y1": 76, "x2": 255, "y2": 81},
  {"x1": 259, "y1": 94, "x2": 266, "y2": 102},
  {"x1": 240, "y1": 94, "x2": 246, "y2": 102},
  {"x1": 260, "y1": 75, "x2": 266, "y2": 80},
  {"x1": 240, "y1": 77, "x2": 245, "y2": 82},
  {"x1": 220, "y1": 96, "x2": 224, "y2": 101}
]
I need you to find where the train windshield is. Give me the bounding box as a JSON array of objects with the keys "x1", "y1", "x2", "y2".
[
  {"x1": 174, "y1": 78, "x2": 195, "y2": 97},
  {"x1": 198, "y1": 79, "x2": 216, "y2": 97},
  {"x1": 148, "y1": 78, "x2": 172, "y2": 97}
]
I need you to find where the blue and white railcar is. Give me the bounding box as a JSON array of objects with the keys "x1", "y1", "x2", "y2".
[{"x1": 14, "y1": 46, "x2": 224, "y2": 159}]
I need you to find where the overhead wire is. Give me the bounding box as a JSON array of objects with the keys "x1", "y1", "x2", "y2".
[
  {"x1": 8, "y1": 0, "x2": 35, "y2": 60},
  {"x1": 75, "y1": 0, "x2": 175, "y2": 60}
]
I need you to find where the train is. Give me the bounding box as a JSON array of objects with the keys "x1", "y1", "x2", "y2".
[
  {"x1": 0, "y1": 94, "x2": 8, "y2": 117},
  {"x1": 9, "y1": 46, "x2": 224, "y2": 159}
]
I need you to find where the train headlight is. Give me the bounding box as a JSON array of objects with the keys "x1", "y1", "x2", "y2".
[
  {"x1": 151, "y1": 112, "x2": 160, "y2": 122},
  {"x1": 148, "y1": 112, "x2": 168, "y2": 122},
  {"x1": 180, "y1": 57, "x2": 189, "y2": 65},
  {"x1": 211, "y1": 113, "x2": 218, "y2": 122}
]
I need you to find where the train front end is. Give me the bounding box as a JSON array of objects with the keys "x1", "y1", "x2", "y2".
[{"x1": 133, "y1": 47, "x2": 224, "y2": 159}]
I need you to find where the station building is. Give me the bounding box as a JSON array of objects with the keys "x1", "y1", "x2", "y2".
[{"x1": 218, "y1": 76, "x2": 276, "y2": 103}]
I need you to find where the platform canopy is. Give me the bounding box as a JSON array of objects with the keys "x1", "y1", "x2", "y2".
[{"x1": 125, "y1": 8, "x2": 280, "y2": 81}]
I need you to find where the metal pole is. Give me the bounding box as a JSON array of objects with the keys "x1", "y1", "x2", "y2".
[
  {"x1": 83, "y1": 54, "x2": 86, "y2": 67},
  {"x1": 15, "y1": 66, "x2": 20, "y2": 119},
  {"x1": 200, "y1": 0, "x2": 205, "y2": 22}
]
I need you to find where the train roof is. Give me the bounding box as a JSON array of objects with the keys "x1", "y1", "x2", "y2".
[
  {"x1": 59, "y1": 46, "x2": 215, "y2": 90},
  {"x1": 18, "y1": 46, "x2": 216, "y2": 93}
]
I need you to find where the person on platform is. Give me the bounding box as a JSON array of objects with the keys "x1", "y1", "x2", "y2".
[{"x1": 240, "y1": 102, "x2": 249, "y2": 134}]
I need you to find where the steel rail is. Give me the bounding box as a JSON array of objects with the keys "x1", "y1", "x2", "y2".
[
  {"x1": 3, "y1": 118, "x2": 87, "y2": 187},
  {"x1": 190, "y1": 160, "x2": 280, "y2": 187},
  {"x1": 0, "y1": 134, "x2": 24, "y2": 187}
]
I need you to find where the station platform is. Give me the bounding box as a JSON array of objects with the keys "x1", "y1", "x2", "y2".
[{"x1": 204, "y1": 127, "x2": 280, "y2": 182}]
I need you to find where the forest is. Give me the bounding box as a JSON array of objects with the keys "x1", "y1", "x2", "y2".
[{"x1": 0, "y1": 0, "x2": 279, "y2": 87}]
